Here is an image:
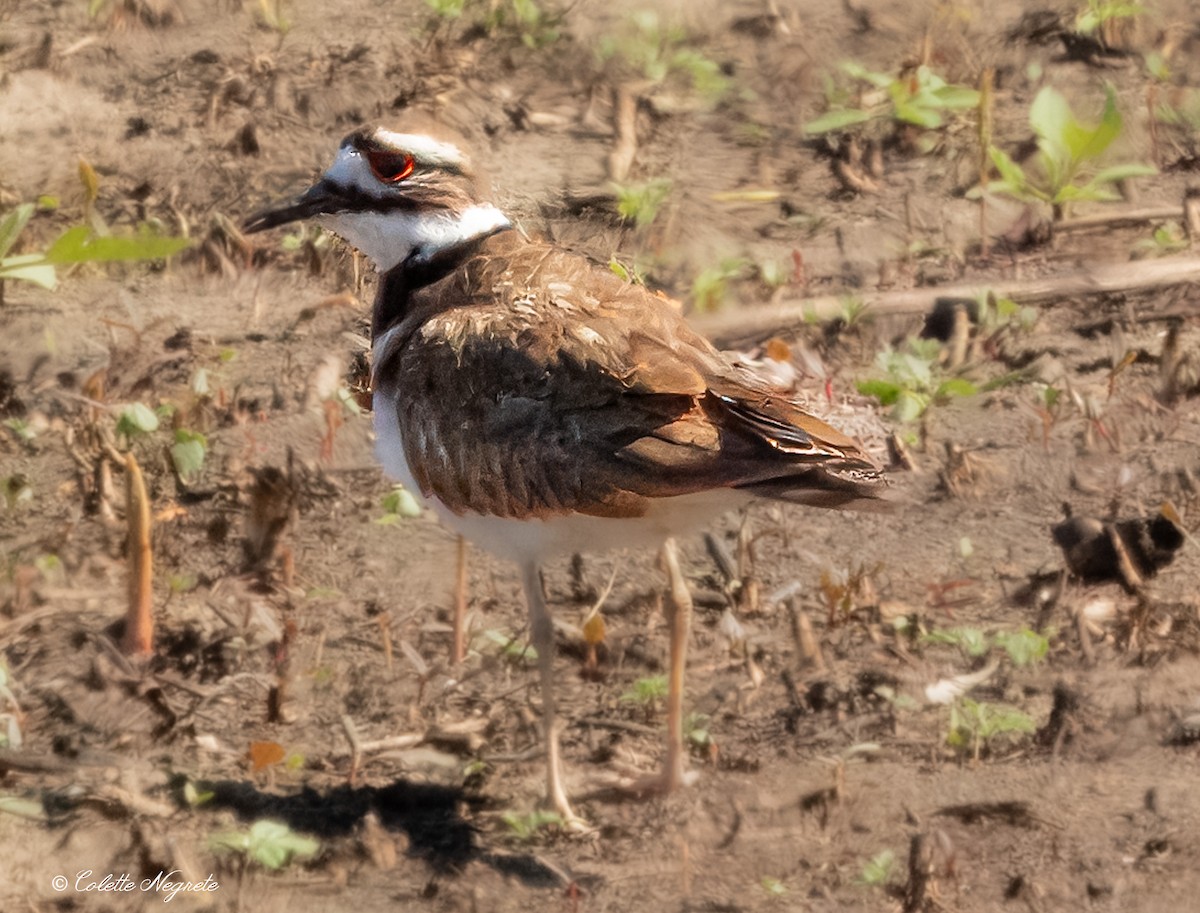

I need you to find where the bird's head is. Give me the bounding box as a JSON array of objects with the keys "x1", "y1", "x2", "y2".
[{"x1": 244, "y1": 126, "x2": 511, "y2": 272}]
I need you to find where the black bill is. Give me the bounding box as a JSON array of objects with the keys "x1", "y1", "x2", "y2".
[{"x1": 243, "y1": 180, "x2": 344, "y2": 234}]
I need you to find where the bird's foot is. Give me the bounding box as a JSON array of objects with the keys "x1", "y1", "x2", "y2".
[
  {"x1": 542, "y1": 797, "x2": 593, "y2": 835},
  {"x1": 608, "y1": 761, "x2": 700, "y2": 797}
]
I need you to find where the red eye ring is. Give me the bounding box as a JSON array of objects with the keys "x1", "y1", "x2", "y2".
[{"x1": 366, "y1": 149, "x2": 415, "y2": 183}]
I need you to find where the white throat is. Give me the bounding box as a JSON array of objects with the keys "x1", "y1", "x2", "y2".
[{"x1": 319, "y1": 204, "x2": 510, "y2": 273}]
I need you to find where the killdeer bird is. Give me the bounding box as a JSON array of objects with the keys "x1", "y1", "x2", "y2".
[{"x1": 245, "y1": 125, "x2": 887, "y2": 825}]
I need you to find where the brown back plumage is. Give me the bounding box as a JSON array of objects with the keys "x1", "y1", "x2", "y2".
[{"x1": 373, "y1": 231, "x2": 887, "y2": 521}]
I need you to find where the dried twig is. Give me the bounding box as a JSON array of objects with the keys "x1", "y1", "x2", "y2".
[
  {"x1": 608, "y1": 83, "x2": 639, "y2": 182},
  {"x1": 123, "y1": 453, "x2": 154, "y2": 657},
  {"x1": 790, "y1": 602, "x2": 828, "y2": 674},
  {"x1": 698, "y1": 255, "x2": 1200, "y2": 344},
  {"x1": 902, "y1": 832, "x2": 933, "y2": 913}
]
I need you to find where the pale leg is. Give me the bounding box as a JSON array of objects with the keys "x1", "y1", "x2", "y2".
[
  {"x1": 659, "y1": 537, "x2": 693, "y2": 790},
  {"x1": 452, "y1": 536, "x2": 467, "y2": 664},
  {"x1": 521, "y1": 562, "x2": 581, "y2": 824}
]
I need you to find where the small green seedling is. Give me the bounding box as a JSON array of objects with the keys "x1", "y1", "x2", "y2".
[
  {"x1": 115, "y1": 403, "x2": 160, "y2": 441},
  {"x1": 857, "y1": 338, "x2": 977, "y2": 422},
  {"x1": 182, "y1": 779, "x2": 215, "y2": 808},
  {"x1": 994, "y1": 628, "x2": 1050, "y2": 667},
  {"x1": 977, "y1": 292, "x2": 1038, "y2": 333},
  {"x1": 1076, "y1": 0, "x2": 1142, "y2": 36},
  {"x1": 620, "y1": 674, "x2": 668, "y2": 712},
  {"x1": 255, "y1": 0, "x2": 291, "y2": 34},
  {"x1": 613, "y1": 178, "x2": 672, "y2": 229},
  {"x1": 981, "y1": 86, "x2": 1156, "y2": 220},
  {"x1": 424, "y1": 0, "x2": 466, "y2": 17},
  {"x1": 947, "y1": 697, "x2": 1035, "y2": 762},
  {"x1": 168, "y1": 573, "x2": 199, "y2": 595},
  {"x1": 760, "y1": 876, "x2": 788, "y2": 898},
  {"x1": 209, "y1": 820, "x2": 319, "y2": 870},
  {"x1": 691, "y1": 257, "x2": 749, "y2": 312},
  {"x1": 806, "y1": 63, "x2": 979, "y2": 138},
  {"x1": 1154, "y1": 87, "x2": 1200, "y2": 136},
  {"x1": 755, "y1": 257, "x2": 790, "y2": 289},
  {"x1": 1134, "y1": 223, "x2": 1189, "y2": 258},
  {"x1": 424, "y1": 0, "x2": 560, "y2": 48},
  {"x1": 480, "y1": 629, "x2": 537, "y2": 666},
  {"x1": 598, "y1": 11, "x2": 730, "y2": 106},
  {"x1": 924, "y1": 626, "x2": 990, "y2": 658},
  {"x1": 170, "y1": 429, "x2": 208, "y2": 485},
  {"x1": 492, "y1": 0, "x2": 561, "y2": 48},
  {"x1": 925, "y1": 626, "x2": 1049, "y2": 667},
  {"x1": 608, "y1": 255, "x2": 650, "y2": 286},
  {"x1": 858, "y1": 849, "x2": 896, "y2": 886},
  {"x1": 2, "y1": 474, "x2": 33, "y2": 511},
  {"x1": 500, "y1": 809, "x2": 563, "y2": 841},
  {"x1": 0, "y1": 202, "x2": 189, "y2": 300},
  {"x1": 3, "y1": 418, "x2": 35, "y2": 444},
  {"x1": 683, "y1": 711, "x2": 711, "y2": 750},
  {"x1": 377, "y1": 486, "x2": 422, "y2": 524}
]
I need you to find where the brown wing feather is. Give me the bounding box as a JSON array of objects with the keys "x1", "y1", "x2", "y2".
[{"x1": 374, "y1": 232, "x2": 886, "y2": 520}]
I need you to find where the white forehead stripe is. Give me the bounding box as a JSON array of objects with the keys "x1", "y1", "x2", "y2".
[{"x1": 372, "y1": 130, "x2": 466, "y2": 167}]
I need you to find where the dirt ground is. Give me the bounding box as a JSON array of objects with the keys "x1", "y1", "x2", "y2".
[{"x1": 3, "y1": 0, "x2": 1200, "y2": 910}]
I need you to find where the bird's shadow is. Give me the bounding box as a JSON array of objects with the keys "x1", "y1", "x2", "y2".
[{"x1": 199, "y1": 777, "x2": 569, "y2": 888}]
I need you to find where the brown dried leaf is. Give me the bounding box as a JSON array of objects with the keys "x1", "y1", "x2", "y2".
[{"x1": 248, "y1": 740, "x2": 285, "y2": 772}]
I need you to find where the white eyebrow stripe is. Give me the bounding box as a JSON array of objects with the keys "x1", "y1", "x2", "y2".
[{"x1": 372, "y1": 130, "x2": 466, "y2": 167}]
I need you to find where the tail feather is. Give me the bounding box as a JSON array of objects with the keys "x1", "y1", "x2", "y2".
[{"x1": 740, "y1": 466, "x2": 892, "y2": 512}]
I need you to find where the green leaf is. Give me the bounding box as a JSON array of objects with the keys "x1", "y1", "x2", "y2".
[
  {"x1": 893, "y1": 390, "x2": 928, "y2": 422},
  {"x1": 501, "y1": 809, "x2": 563, "y2": 841},
  {"x1": 378, "y1": 486, "x2": 422, "y2": 522},
  {"x1": 1029, "y1": 86, "x2": 1074, "y2": 153},
  {"x1": 0, "y1": 204, "x2": 34, "y2": 260},
  {"x1": 932, "y1": 85, "x2": 982, "y2": 109},
  {"x1": 170, "y1": 430, "x2": 207, "y2": 483},
  {"x1": 804, "y1": 107, "x2": 874, "y2": 134},
  {"x1": 936, "y1": 378, "x2": 978, "y2": 399},
  {"x1": 250, "y1": 821, "x2": 318, "y2": 869},
  {"x1": 0, "y1": 256, "x2": 57, "y2": 289},
  {"x1": 1054, "y1": 183, "x2": 1120, "y2": 204},
  {"x1": 859, "y1": 849, "x2": 895, "y2": 886},
  {"x1": 994, "y1": 628, "x2": 1049, "y2": 667},
  {"x1": 893, "y1": 101, "x2": 943, "y2": 129},
  {"x1": 925, "y1": 626, "x2": 990, "y2": 657},
  {"x1": 761, "y1": 876, "x2": 788, "y2": 896},
  {"x1": 210, "y1": 820, "x2": 319, "y2": 870},
  {"x1": 42, "y1": 225, "x2": 91, "y2": 262},
  {"x1": 856, "y1": 379, "x2": 902, "y2": 406},
  {"x1": 116, "y1": 402, "x2": 160, "y2": 437},
  {"x1": 614, "y1": 178, "x2": 672, "y2": 229},
  {"x1": 1087, "y1": 162, "x2": 1158, "y2": 185},
  {"x1": 45, "y1": 227, "x2": 190, "y2": 265},
  {"x1": 1069, "y1": 85, "x2": 1122, "y2": 163},
  {"x1": 183, "y1": 780, "x2": 215, "y2": 807},
  {"x1": 621, "y1": 674, "x2": 668, "y2": 705},
  {"x1": 840, "y1": 61, "x2": 893, "y2": 88}
]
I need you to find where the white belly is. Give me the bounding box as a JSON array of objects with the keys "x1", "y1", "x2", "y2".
[{"x1": 372, "y1": 387, "x2": 741, "y2": 566}]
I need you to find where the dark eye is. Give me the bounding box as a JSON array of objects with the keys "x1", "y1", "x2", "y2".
[{"x1": 366, "y1": 149, "x2": 415, "y2": 183}]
